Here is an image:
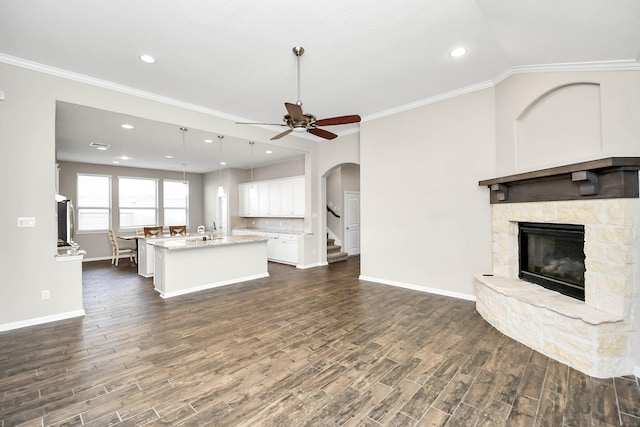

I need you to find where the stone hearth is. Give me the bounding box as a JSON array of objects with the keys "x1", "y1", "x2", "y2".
[{"x1": 476, "y1": 158, "x2": 640, "y2": 378}]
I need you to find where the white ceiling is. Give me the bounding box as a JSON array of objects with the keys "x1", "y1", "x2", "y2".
[
  {"x1": 2, "y1": 0, "x2": 639, "y2": 172},
  {"x1": 54, "y1": 102, "x2": 305, "y2": 173}
]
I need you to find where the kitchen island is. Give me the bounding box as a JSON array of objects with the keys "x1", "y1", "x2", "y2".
[{"x1": 148, "y1": 235, "x2": 269, "y2": 298}]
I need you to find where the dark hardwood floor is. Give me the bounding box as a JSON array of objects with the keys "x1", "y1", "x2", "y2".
[{"x1": 1, "y1": 257, "x2": 639, "y2": 426}]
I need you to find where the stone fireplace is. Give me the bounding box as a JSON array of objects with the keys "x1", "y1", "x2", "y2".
[{"x1": 476, "y1": 158, "x2": 640, "y2": 378}]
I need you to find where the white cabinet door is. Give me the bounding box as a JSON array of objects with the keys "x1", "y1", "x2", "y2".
[
  {"x1": 280, "y1": 180, "x2": 294, "y2": 216},
  {"x1": 269, "y1": 181, "x2": 282, "y2": 216},
  {"x1": 257, "y1": 182, "x2": 270, "y2": 216},
  {"x1": 239, "y1": 176, "x2": 305, "y2": 218},
  {"x1": 238, "y1": 183, "x2": 250, "y2": 216},
  {"x1": 248, "y1": 184, "x2": 260, "y2": 216},
  {"x1": 292, "y1": 177, "x2": 305, "y2": 216},
  {"x1": 268, "y1": 235, "x2": 298, "y2": 264}
]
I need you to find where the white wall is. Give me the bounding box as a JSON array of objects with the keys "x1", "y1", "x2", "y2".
[
  {"x1": 250, "y1": 157, "x2": 305, "y2": 182},
  {"x1": 360, "y1": 88, "x2": 496, "y2": 299},
  {"x1": 0, "y1": 61, "x2": 321, "y2": 328},
  {"x1": 495, "y1": 71, "x2": 640, "y2": 175}
]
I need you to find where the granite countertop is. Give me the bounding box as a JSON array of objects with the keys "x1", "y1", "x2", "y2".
[
  {"x1": 232, "y1": 228, "x2": 307, "y2": 236},
  {"x1": 147, "y1": 235, "x2": 268, "y2": 251},
  {"x1": 55, "y1": 247, "x2": 86, "y2": 260},
  {"x1": 138, "y1": 233, "x2": 194, "y2": 240}
]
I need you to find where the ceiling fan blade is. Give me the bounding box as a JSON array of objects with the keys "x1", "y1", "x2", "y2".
[
  {"x1": 308, "y1": 127, "x2": 338, "y2": 140},
  {"x1": 285, "y1": 102, "x2": 304, "y2": 121},
  {"x1": 315, "y1": 115, "x2": 362, "y2": 126},
  {"x1": 271, "y1": 129, "x2": 293, "y2": 140}
]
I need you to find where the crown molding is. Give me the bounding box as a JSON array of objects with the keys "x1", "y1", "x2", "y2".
[
  {"x1": 3, "y1": 53, "x2": 639, "y2": 130},
  {"x1": 364, "y1": 59, "x2": 640, "y2": 123},
  {"x1": 0, "y1": 53, "x2": 250, "y2": 124},
  {"x1": 362, "y1": 80, "x2": 495, "y2": 122},
  {"x1": 492, "y1": 59, "x2": 640, "y2": 85}
]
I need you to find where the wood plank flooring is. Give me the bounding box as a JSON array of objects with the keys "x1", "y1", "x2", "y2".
[{"x1": 1, "y1": 257, "x2": 639, "y2": 426}]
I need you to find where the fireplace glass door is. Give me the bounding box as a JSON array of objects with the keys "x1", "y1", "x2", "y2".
[{"x1": 519, "y1": 222, "x2": 585, "y2": 301}]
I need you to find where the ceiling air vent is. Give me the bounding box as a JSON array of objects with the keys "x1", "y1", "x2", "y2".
[{"x1": 89, "y1": 142, "x2": 111, "y2": 150}]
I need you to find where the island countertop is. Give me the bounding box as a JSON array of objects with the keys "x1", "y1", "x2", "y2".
[{"x1": 146, "y1": 235, "x2": 268, "y2": 251}]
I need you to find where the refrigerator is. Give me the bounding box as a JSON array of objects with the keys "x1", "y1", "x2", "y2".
[{"x1": 56, "y1": 195, "x2": 75, "y2": 246}]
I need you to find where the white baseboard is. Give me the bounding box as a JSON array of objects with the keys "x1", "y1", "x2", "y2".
[
  {"x1": 159, "y1": 273, "x2": 270, "y2": 299},
  {"x1": 83, "y1": 255, "x2": 133, "y2": 263},
  {"x1": 358, "y1": 275, "x2": 476, "y2": 302},
  {"x1": 0, "y1": 309, "x2": 85, "y2": 332},
  {"x1": 297, "y1": 261, "x2": 328, "y2": 269}
]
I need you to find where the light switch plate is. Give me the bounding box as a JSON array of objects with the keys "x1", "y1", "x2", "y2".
[{"x1": 17, "y1": 217, "x2": 36, "y2": 227}]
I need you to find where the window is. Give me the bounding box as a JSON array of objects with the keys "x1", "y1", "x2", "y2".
[
  {"x1": 77, "y1": 174, "x2": 111, "y2": 231},
  {"x1": 119, "y1": 177, "x2": 158, "y2": 228},
  {"x1": 163, "y1": 180, "x2": 189, "y2": 226}
]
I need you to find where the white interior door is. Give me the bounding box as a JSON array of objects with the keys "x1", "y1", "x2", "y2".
[{"x1": 343, "y1": 191, "x2": 360, "y2": 255}]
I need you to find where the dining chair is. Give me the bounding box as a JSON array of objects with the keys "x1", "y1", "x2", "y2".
[
  {"x1": 108, "y1": 229, "x2": 137, "y2": 266},
  {"x1": 143, "y1": 226, "x2": 163, "y2": 237},
  {"x1": 169, "y1": 225, "x2": 187, "y2": 236}
]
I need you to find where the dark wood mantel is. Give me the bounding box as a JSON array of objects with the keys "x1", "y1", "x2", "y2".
[{"x1": 479, "y1": 157, "x2": 640, "y2": 204}]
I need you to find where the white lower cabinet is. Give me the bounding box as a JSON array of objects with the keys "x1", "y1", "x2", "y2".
[
  {"x1": 232, "y1": 230, "x2": 299, "y2": 265},
  {"x1": 267, "y1": 235, "x2": 298, "y2": 264}
]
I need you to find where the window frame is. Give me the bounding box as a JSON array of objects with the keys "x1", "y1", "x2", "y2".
[
  {"x1": 117, "y1": 176, "x2": 159, "y2": 230},
  {"x1": 75, "y1": 173, "x2": 112, "y2": 233},
  {"x1": 163, "y1": 179, "x2": 189, "y2": 227}
]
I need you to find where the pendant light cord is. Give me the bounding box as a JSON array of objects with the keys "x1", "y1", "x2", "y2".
[
  {"x1": 249, "y1": 141, "x2": 255, "y2": 184},
  {"x1": 218, "y1": 135, "x2": 223, "y2": 183},
  {"x1": 180, "y1": 127, "x2": 188, "y2": 183}
]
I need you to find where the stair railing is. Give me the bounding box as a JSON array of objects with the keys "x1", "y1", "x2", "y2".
[{"x1": 326, "y1": 205, "x2": 341, "y2": 218}]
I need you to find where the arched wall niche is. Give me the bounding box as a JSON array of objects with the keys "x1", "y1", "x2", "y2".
[{"x1": 515, "y1": 82, "x2": 603, "y2": 171}]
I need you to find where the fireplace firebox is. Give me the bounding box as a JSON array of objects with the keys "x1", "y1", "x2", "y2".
[{"x1": 518, "y1": 222, "x2": 585, "y2": 301}]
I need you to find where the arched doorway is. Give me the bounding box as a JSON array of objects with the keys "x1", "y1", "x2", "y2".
[{"x1": 323, "y1": 163, "x2": 360, "y2": 263}]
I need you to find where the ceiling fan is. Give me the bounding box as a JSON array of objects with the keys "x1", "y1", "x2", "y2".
[{"x1": 237, "y1": 46, "x2": 361, "y2": 140}]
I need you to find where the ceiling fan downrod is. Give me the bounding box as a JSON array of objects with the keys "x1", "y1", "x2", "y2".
[{"x1": 293, "y1": 46, "x2": 304, "y2": 106}]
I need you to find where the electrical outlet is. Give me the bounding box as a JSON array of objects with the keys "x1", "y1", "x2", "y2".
[{"x1": 41, "y1": 290, "x2": 50, "y2": 300}]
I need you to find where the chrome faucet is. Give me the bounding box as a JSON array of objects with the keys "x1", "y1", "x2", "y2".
[{"x1": 211, "y1": 221, "x2": 217, "y2": 235}]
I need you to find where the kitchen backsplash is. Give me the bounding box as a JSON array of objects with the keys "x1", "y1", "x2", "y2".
[{"x1": 231, "y1": 216, "x2": 304, "y2": 233}]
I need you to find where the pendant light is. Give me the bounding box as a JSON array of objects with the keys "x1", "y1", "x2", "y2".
[
  {"x1": 180, "y1": 127, "x2": 188, "y2": 193},
  {"x1": 217, "y1": 135, "x2": 225, "y2": 197}
]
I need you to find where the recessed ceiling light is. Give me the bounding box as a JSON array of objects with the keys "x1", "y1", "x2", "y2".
[
  {"x1": 220, "y1": 162, "x2": 227, "y2": 166},
  {"x1": 204, "y1": 139, "x2": 213, "y2": 143},
  {"x1": 113, "y1": 161, "x2": 120, "y2": 164},
  {"x1": 265, "y1": 150, "x2": 273, "y2": 154},
  {"x1": 450, "y1": 47, "x2": 467, "y2": 58},
  {"x1": 139, "y1": 54, "x2": 156, "y2": 64},
  {"x1": 120, "y1": 156, "x2": 130, "y2": 160},
  {"x1": 165, "y1": 155, "x2": 174, "y2": 159},
  {"x1": 121, "y1": 124, "x2": 134, "y2": 129}
]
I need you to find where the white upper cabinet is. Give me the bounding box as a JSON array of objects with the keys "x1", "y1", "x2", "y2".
[
  {"x1": 239, "y1": 183, "x2": 250, "y2": 216},
  {"x1": 292, "y1": 177, "x2": 305, "y2": 216},
  {"x1": 257, "y1": 182, "x2": 270, "y2": 216},
  {"x1": 238, "y1": 176, "x2": 305, "y2": 218}
]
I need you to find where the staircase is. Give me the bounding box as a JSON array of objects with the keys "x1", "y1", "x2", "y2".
[{"x1": 327, "y1": 237, "x2": 349, "y2": 264}]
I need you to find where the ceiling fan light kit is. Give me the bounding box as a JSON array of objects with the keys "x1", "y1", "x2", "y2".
[{"x1": 237, "y1": 46, "x2": 361, "y2": 141}]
